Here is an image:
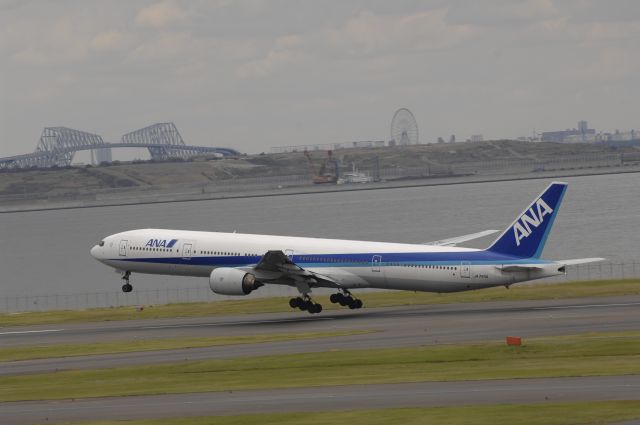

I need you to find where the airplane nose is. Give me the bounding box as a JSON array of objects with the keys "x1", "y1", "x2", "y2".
[{"x1": 90, "y1": 245, "x2": 100, "y2": 259}]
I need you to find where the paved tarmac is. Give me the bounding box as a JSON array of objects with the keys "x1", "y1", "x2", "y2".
[
  {"x1": 1, "y1": 295, "x2": 639, "y2": 376},
  {"x1": 1, "y1": 296, "x2": 639, "y2": 424},
  {"x1": 2, "y1": 375, "x2": 640, "y2": 424}
]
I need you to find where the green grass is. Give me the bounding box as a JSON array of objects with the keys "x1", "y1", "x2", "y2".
[
  {"x1": 2, "y1": 278, "x2": 639, "y2": 327},
  {"x1": 3, "y1": 331, "x2": 640, "y2": 402},
  {"x1": 0, "y1": 330, "x2": 374, "y2": 362},
  {"x1": 46, "y1": 401, "x2": 640, "y2": 425}
]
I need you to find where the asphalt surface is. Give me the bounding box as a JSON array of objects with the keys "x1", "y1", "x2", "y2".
[
  {"x1": 1, "y1": 295, "x2": 639, "y2": 424},
  {"x1": 2, "y1": 376, "x2": 640, "y2": 424},
  {"x1": 1, "y1": 295, "x2": 639, "y2": 376}
]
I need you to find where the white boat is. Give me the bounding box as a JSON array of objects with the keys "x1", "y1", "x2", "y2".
[{"x1": 337, "y1": 164, "x2": 374, "y2": 184}]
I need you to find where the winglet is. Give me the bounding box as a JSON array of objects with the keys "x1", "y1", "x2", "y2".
[{"x1": 486, "y1": 182, "x2": 568, "y2": 259}]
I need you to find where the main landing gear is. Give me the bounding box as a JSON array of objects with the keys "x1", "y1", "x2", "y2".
[
  {"x1": 289, "y1": 290, "x2": 364, "y2": 314},
  {"x1": 121, "y1": 271, "x2": 133, "y2": 293},
  {"x1": 289, "y1": 296, "x2": 323, "y2": 314},
  {"x1": 329, "y1": 290, "x2": 363, "y2": 309}
]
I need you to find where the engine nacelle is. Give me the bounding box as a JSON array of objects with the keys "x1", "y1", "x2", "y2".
[{"x1": 209, "y1": 267, "x2": 261, "y2": 296}]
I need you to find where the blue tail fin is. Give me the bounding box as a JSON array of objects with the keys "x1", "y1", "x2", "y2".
[{"x1": 487, "y1": 182, "x2": 568, "y2": 258}]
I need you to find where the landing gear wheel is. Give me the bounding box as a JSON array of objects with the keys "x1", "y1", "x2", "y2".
[
  {"x1": 307, "y1": 303, "x2": 323, "y2": 314},
  {"x1": 331, "y1": 290, "x2": 363, "y2": 309},
  {"x1": 299, "y1": 300, "x2": 309, "y2": 311},
  {"x1": 121, "y1": 271, "x2": 132, "y2": 293},
  {"x1": 340, "y1": 296, "x2": 353, "y2": 306},
  {"x1": 290, "y1": 294, "x2": 322, "y2": 314}
]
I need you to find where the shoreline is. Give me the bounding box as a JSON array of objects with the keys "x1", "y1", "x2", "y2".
[{"x1": 1, "y1": 165, "x2": 639, "y2": 213}]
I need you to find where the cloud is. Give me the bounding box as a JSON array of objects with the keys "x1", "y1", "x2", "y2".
[
  {"x1": 129, "y1": 31, "x2": 204, "y2": 61},
  {"x1": 447, "y1": 0, "x2": 558, "y2": 26},
  {"x1": 323, "y1": 9, "x2": 479, "y2": 56},
  {"x1": 89, "y1": 30, "x2": 132, "y2": 52},
  {"x1": 135, "y1": 0, "x2": 189, "y2": 28},
  {"x1": 236, "y1": 34, "x2": 304, "y2": 79}
]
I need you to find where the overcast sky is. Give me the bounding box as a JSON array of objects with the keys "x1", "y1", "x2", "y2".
[{"x1": 1, "y1": 0, "x2": 639, "y2": 156}]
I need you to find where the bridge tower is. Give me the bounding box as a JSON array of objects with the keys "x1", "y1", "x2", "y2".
[
  {"x1": 120, "y1": 123, "x2": 186, "y2": 161},
  {"x1": 36, "y1": 127, "x2": 106, "y2": 167}
]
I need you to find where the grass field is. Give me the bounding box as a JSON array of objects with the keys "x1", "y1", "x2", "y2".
[
  {"x1": 1, "y1": 278, "x2": 639, "y2": 327},
  {"x1": 46, "y1": 401, "x2": 640, "y2": 425},
  {"x1": 2, "y1": 331, "x2": 639, "y2": 402},
  {"x1": 0, "y1": 330, "x2": 374, "y2": 362}
]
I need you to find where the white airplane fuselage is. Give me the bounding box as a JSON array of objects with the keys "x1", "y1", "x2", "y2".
[
  {"x1": 91, "y1": 229, "x2": 563, "y2": 293},
  {"x1": 90, "y1": 182, "x2": 603, "y2": 313}
]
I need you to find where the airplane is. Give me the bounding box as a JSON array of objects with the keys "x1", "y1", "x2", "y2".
[{"x1": 90, "y1": 182, "x2": 603, "y2": 314}]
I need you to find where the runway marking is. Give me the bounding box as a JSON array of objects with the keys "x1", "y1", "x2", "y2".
[
  {"x1": 533, "y1": 302, "x2": 640, "y2": 311},
  {"x1": 0, "y1": 329, "x2": 64, "y2": 336},
  {"x1": 141, "y1": 317, "x2": 335, "y2": 330}
]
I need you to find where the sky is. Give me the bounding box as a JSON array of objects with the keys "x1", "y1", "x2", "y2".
[{"x1": 1, "y1": 0, "x2": 639, "y2": 156}]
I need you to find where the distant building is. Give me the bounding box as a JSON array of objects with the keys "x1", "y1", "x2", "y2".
[
  {"x1": 597, "y1": 129, "x2": 639, "y2": 143},
  {"x1": 542, "y1": 120, "x2": 595, "y2": 143},
  {"x1": 271, "y1": 141, "x2": 386, "y2": 154},
  {"x1": 470, "y1": 134, "x2": 483, "y2": 142},
  {"x1": 578, "y1": 120, "x2": 588, "y2": 133}
]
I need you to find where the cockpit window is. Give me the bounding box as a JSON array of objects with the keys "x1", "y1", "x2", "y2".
[{"x1": 98, "y1": 241, "x2": 105, "y2": 247}]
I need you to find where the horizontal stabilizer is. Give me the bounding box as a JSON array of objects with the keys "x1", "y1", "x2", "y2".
[
  {"x1": 496, "y1": 264, "x2": 546, "y2": 272},
  {"x1": 558, "y1": 258, "x2": 606, "y2": 266},
  {"x1": 424, "y1": 230, "x2": 499, "y2": 246}
]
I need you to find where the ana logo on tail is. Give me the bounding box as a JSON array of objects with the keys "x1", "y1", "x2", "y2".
[{"x1": 513, "y1": 198, "x2": 553, "y2": 246}]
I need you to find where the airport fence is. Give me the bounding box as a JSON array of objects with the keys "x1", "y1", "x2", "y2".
[{"x1": 1, "y1": 261, "x2": 638, "y2": 314}]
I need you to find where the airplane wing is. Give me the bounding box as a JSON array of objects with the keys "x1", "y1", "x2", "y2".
[
  {"x1": 424, "y1": 230, "x2": 499, "y2": 246},
  {"x1": 557, "y1": 258, "x2": 606, "y2": 266},
  {"x1": 239, "y1": 250, "x2": 340, "y2": 289}
]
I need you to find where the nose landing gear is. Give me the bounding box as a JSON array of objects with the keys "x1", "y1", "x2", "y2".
[{"x1": 121, "y1": 271, "x2": 133, "y2": 293}]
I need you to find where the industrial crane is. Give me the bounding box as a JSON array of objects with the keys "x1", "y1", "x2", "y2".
[{"x1": 304, "y1": 150, "x2": 338, "y2": 184}]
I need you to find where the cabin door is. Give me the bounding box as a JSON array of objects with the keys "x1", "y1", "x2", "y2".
[
  {"x1": 369, "y1": 255, "x2": 387, "y2": 287},
  {"x1": 182, "y1": 243, "x2": 193, "y2": 260},
  {"x1": 371, "y1": 255, "x2": 382, "y2": 272},
  {"x1": 461, "y1": 261, "x2": 471, "y2": 278},
  {"x1": 119, "y1": 240, "x2": 128, "y2": 257}
]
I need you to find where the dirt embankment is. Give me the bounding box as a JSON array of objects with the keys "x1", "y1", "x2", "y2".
[{"x1": 0, "y1": 140, "x2": 635, "y2": 198}]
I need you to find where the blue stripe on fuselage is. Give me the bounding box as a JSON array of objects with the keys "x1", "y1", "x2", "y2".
[{"x1": 112, "y1": 250, "x2": 552, "y2": 268}]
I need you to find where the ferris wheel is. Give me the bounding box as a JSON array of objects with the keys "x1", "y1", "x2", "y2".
[{"x1": 390, "y1": 108, "x2": 419, "y2": 145}]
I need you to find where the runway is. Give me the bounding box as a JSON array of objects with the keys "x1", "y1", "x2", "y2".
[
  {"x1": 1, "y1": 295, "x2": 639, "y2": 424},
  {"x1": 1, "y1": 295, "x2": 640, "y2": 376},
  {"x1": 2, "y1": 376, "x2": 640, "y2": 424}
]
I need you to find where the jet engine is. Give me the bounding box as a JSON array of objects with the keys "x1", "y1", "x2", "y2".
[{"x1": 209, "y1": 268, "x2": 262, "y2": 296}]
